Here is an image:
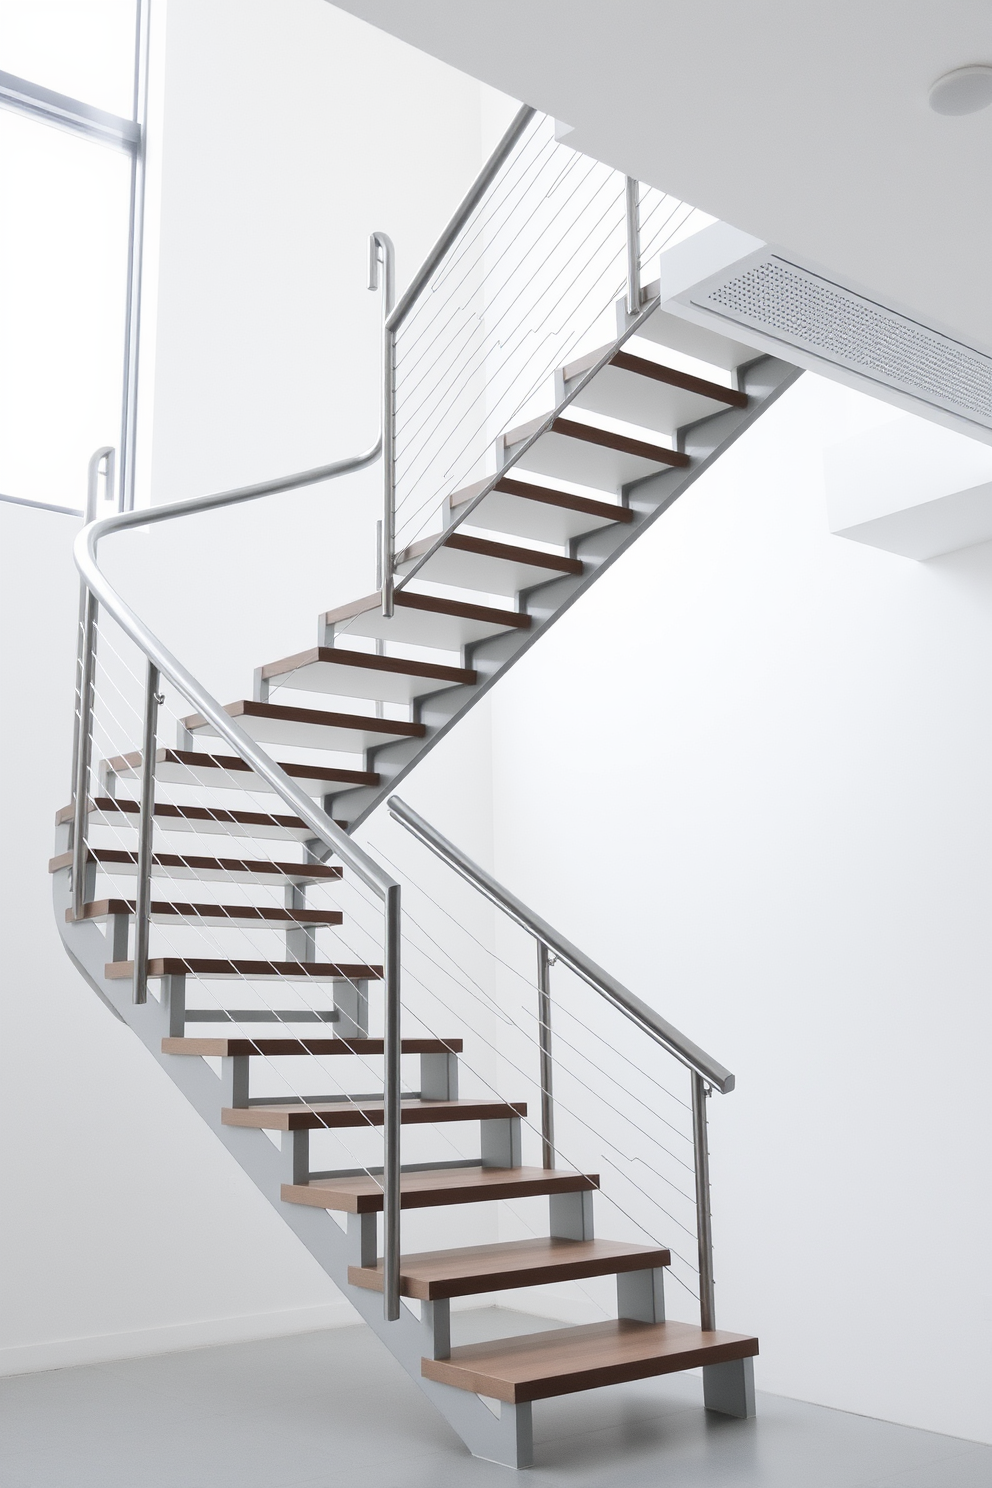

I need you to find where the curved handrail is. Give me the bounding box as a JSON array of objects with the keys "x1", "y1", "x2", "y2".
[{"x1": 387, "y1": 795, "x2": 735, "y2": 1095}]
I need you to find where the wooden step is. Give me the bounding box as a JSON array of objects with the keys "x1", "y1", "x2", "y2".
[
  {"x1": 107, "y1": 958, "x2": 382, "y2": 983},
  {"x1": 422, "y1": 1318, "x2": 759, "y2": 1403},
  {"x1": 57, "y1": 797, "x2": 329, "y2": 842},
  {"x1": 181, "y1": 700, "x2": 425, "y2": 754},
  {"x1": 322, "y1": 590, "x2": 530, "y2": 653},
  {"x1": 450, "y1": 476, "x2": 630, "y2": 545},
  {"x1": 395, "y1": 532, "x2": 582, "y2": 596},
  {"x1": 106, "y1": 748, "x2": 378, "y2": 797},
  {"x1": 260, "y1": 646, "x2": 476, "y2": 705},
  {"x1": 68, "y1": 899, "x2": 343, "y2": 929},
  {"x1": 562, "y1": 346, "x2": 747, "y2": 437},
  {"x1": 163, "y1": 1036, "x2": 462, "y2": 1056},
  {"x1": 349, "y1": 1236, "x2": 671, "y2": 1300},
  {"x1": 503, "y1": 413, "x2": 689, "y2": 494},
  {"x1": 49, "y1": 848, "x2": 342, "y2": 887},
  {"x1": 283, "y1": 1164, "x2": 599, "y2": 1213},
  {"x1": 224, "y1": 1097, "x2": 525, "y2": 1132}
]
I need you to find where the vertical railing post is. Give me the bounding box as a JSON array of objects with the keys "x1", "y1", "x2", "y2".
[
  {"x1": 692, "y1": 1072, "x2": 716, "y2": 1332},
  {"x1": 132, "y1": 659, "x2": 160, "y2": 1004},
  {"x1": 369, "y1": 231, "x2": 396, "y2": 618},
  {"x1": 382, "y1": 881, "x2": 402, "y2": 1320},
  {"x1": 625, "y1": 176, "x2": 641, "y2": 316},
  {"x1": 536, "y1": 941, "x2": 555, "y2": 1170},
  {"x1": 71, "y1": 448, "x2": 115, "y2": 920}
]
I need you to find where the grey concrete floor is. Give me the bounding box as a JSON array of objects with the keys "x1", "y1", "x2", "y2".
[{"x1": 1, "y1": 1309, "x2": 988, "y2": 1487}]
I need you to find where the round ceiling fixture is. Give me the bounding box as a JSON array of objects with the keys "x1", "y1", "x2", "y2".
[{"x1": 929, "y1": 64, "x2": 992, "y2": 115}]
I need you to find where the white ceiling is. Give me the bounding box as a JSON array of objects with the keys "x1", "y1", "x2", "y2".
[{"x1": 332, "y1": 0, "x2": 992, "y2": 348}]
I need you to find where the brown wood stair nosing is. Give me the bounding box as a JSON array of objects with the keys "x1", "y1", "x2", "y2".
[
  {"x1": 107, "y1": 958, "x2": 382, "y2": 982},
  {"x1": 163, "y1": 1036, "x2": 463, "y2": 1057},
  {"x1": 181, "y1": 699, "x2": 426, "y2": 740},
  {"x1": 105, "y1": 748, "x2": 379, "y2": 790},
  {"x1": 607, "y1": 349, "x2": 749, "y2": 408},
  {"x1": 398, "y1": 532, "x2": 582, "y2": 575},
  {"x1": 422, "y1": 1318, "x2": 760, "y2": 1403},
  {"x1": 48, "y1": 849, "x2": 342, "y2": 880},
  {"x1": 322, "y1": 590, "x2": 531, "y2": 632},
  {"x1": 472, "y1": 476, "x2": 633, "y2": 523},
  {"x1": 55, "y1": 798, "x2": 336, "y2": 833},
  {"x1": 67, "y1": 899, "x2": 343, "y2": 927},
  {"x1": 260, "y1": 646, "x2": 477, "y2": 688},
  {"x1": 549, "y1": 416, "x2": 690, "y2": 468},
  {"x1": 282, "y1": 1165, "x2": 600, "y2": 1213},
  {"x1": 348, "y1": 1236, "x2": 672, "y2": 1300},
  {"x1": 224, "y1": 1098, "x2": 526, "y2": 1132}
]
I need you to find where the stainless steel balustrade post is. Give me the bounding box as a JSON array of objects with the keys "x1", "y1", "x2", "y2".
[
  {"x1": 625, "y1": 176, "x2": 641, "y2": 316},
  {"x1": 382, "y1": 881, "x2": 403, "y2": 1320},
  {"x1": 692, "y1": 1072, "x2": 717, "y2": 1332},
  {"x1": 132, "y1": 660, "x2": 160, "y2": 1004},
  {"x1": 71, "y1": 448, "x2": 115, "y2": 919},
  {"x1": 368, "y1": 231, "x2": 396, "y2": 618},
  {"x1": 536, "y1": 941, "x2": 555, "y2": 1170}
]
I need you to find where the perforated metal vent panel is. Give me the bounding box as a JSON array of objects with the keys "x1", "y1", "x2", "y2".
[{"x1": 698, "y1": 257, "x2": 992, "y2": 426}]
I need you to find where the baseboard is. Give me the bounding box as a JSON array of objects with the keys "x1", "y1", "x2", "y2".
[{"x1": 0, "y1": 1298, "x2": 360, "y2": 1377}]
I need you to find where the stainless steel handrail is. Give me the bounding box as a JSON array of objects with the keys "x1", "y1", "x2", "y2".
[
  {"x1": 387, "y1": 793, "x2": 732, "y2": 1332},
  {"x1": 68, "y1": 238, "x2": 407, "y2": 1321},
  {"x1": 378, "y1": 103, "x2": 536, "y2": 614},
  {"x1": 387, "y1": 796, "x2": 734, "y2": 1092}
]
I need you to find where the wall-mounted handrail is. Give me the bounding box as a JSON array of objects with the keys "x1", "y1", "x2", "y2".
[{"x1": 387, "y1": 795, "x2": 734, "y2": 1093}]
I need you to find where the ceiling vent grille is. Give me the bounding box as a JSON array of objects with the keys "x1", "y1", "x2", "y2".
[{"x1": 704, "y1": 257, "x2": 992, "y2": 424}]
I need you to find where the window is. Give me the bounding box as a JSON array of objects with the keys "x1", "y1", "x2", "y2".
[{"x1": 0, "y1": 1, "x2": 145, "y2": 514}]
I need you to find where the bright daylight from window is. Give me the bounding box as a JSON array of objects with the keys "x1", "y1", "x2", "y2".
[{"x1": 0, "y1": 1, "x2": 138, "y2": 512}]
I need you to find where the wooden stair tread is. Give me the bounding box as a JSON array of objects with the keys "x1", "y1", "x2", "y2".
[
  {"x1": 399, "y1": 532, "x2": 582, "y2": 576},
  {"x1": 106, "y1": 748, "x2": 378, "y2": 791},
  {"x1": 549, "y1": 417, "x2": 689, "y2": 467},
  {"x1": 422, "y1": 1318, "x2": 759, "y2": 1403},
  {"x1": 282, "y1": 1165, "x2": 600, "y2": 1213},
  {"x1": 453, "y1": 476, "x2": 632, "y2": 524},
  {"x1": 163, "y1": 1036, "x2": 462, "y2": 1056},
  {"x1": 68, "y1": 899, "x2": 343, "y2": 927},
  {"x1": 608, "y1": 349, "x2": 748, "y2": 406},
  {"x1": 224, "y1": 1098, "x2": 525, "y2": 1131},
  {"x1": 181, "y1": 699, "x2": 426, "y2": 740},
  {"x1": 56, "y1": 798, "x2": 324, "y2": 833},
  {"x1": 260, "y1": 646, "x2": 476, "y2": 688},
  {"x1": 349, "y1": 1236, "x2": 671, "y2": 1299},
  {"x1": 322, "y1": 590, "x2": 531, "y2": 632},
  {"x1": 107, "y1": 958, "x2": 381, "y2": 982},
  {"x1": 49, "y1": 849, "x2": 342, "y2": 882}
]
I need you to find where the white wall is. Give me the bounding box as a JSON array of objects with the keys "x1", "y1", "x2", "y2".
[
  {"x1": 488, "y1": 371, "x2": 992, "y2": 1444},
  {"x1": 0, "y1": 0, "x2": 509, "y2": 1375}
]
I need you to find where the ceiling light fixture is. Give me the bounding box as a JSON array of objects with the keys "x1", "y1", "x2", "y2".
[{"x1": 929, "y1": 64, "x2": 992, "y2": 115}]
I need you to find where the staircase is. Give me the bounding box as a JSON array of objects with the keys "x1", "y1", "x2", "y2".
[{"x1": 52, "y1": 106, "x2": 800, "y2": 1469}]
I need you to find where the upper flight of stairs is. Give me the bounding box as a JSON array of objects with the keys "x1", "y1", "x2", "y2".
[{"x1": 52, "y1": 276, "x2": 794, "y2": 1468}]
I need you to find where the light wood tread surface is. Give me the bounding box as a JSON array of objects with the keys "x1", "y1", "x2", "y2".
[
  {"x1": 348, "y1": 1236, "x2": 671, "y2": 1299},
  {"x1": 223, "y1": 1097, "x2": 526, "y2": 1131},
  {"x1": 68, "y1": 899, "x2": 343, "y2": 927},
  {"x1": 107, "y1": 958, "x2": 382, "y2": 981},
  {"x1": 422, "y1": 1318, "x2": 760, "y2": 1403},
  {"x1": 163, "y1": 1036, "x2": 462, "y2": 1056},
  {"x1": 282, "y1": 1165, "x2": 600, "y2": 1213}
]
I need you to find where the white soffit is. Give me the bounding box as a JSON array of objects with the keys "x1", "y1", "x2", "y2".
[{"x1": 330, "y1": 1, "x2": 992, "y2": 350}]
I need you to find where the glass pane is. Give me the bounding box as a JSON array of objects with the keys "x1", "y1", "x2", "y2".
[
  {"x1": 0, "y1": 109, "x2": 131, "y2": 509},
  {"x1": 0, "y1": 0, "x2": 137, "y2": 117}
]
